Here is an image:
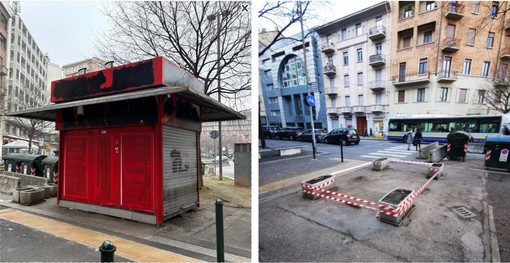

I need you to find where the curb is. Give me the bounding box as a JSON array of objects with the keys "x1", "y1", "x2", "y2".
[{"x1": 489, "y1": 205, "x2": 501, "y2": 263}]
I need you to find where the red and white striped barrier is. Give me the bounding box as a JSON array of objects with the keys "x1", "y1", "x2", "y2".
[
  {"x1": 302, "y1": 184, "x2": 397, "y2": 212},
  {"x1": 302, "y1": 190, "x2": 378, "y2": 211},
  {"x1": 388, "y1": 158, "x2": 431, "y2": 166},
  {"x1": 486, "y1": 150, "x2": 491, "y2": 161},
  {"x1": 447, "y1": 143, "x2": 451, "y2": 152},
  {"x1": 396, "y1": 170, "x2": 439, "y2": 216},
  {"x1": 464, "y1": 144, "x2": 468, "y2": 153},
  {"x1": 315, "y1": 178, "x2": 336, "y2": 189}
]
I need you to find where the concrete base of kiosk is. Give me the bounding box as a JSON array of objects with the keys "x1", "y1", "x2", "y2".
[{"x1": 59, "y1": 200, "x2": 157, "y2": 225}]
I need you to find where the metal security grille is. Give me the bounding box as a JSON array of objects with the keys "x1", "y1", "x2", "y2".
[
  {"x1": 95, "y1": 136, "x2": 112, "y2": 203},
  {"x1": 63, "y1": 136, "x2": 88, "y2": 200},
  {"x1": 162, "y1": 126, "x2": 198, "y2": 218}
]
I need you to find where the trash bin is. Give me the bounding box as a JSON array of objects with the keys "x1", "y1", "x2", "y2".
[
  {"x1": 484, "y1": 135, "x2": 510, "y2": 171},
  {"x1": 15, "y1": 154, "x2": 46, "y2": 176},
  {"x1": 2, "y1": 153, "x2": 24, "y2": 173},
  {"x1": 41, "y1": 156, "x2": 58, "y2": 183},
  {"x1": 447, "y1": 131, "x2": 470, "y2": 162}
]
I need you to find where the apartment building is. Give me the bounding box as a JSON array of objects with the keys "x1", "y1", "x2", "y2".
[
  {"x1": 0, "y1": 2, "x2": 11, "y2": 147},
  {"x1": 62, "y1": 57, "x2": 107, "y2": 78},
  {"x1": 259, "y1": 30, "x2": 327, "y2": 130},
  {"x1": 315, "y1": 1, "x2": 392, "y2": 135},
  {"x1": 390, "y1": 1, "x2": 509, "y2": 117},
  {"x1": 4, "y1": 6, "x2": 50, "y2": 145},
  {"x1": 259, "y1": 28, "x2": 279, "y2": 126},
  {"x1": 200, "y1": 109, "x2": 251, "y2": 156}
]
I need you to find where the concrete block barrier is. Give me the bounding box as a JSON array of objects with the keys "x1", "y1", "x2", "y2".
[
  {"x1": 372, "y1": 158, "x2": 389, "y2": 171},
  {"x1": 47, "y1": 184, "x2": 58, "y2": 197},
  {"x1": 429, "y1": 144, "x2": 448, "y2": 163},
  {"x1": 0, "y1": 175, "x2": 20, "y2": 195},
  {"x1": 3, "y1": 171, "x2": 48, "y2": 188},
  {"x1": 301, "y1": 175, "x2": 336, "y2": 200},
  {"x1": 12, "y1": 187, "x2": 34, "y2": 203},
  {"x1": 19, "y1": 188, "x2": 45, "y2": 205},
  {"x1": 417, "y1": 142, "x2": 438, "y2": 159}
]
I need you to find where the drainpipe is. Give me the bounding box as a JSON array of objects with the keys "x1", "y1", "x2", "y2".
[
  {"x1": 435, "y1": 2, "x2": 444, "y2": 74},
  {"x1": 494, "y1": 1, "x2": 507, "y2": 78}
]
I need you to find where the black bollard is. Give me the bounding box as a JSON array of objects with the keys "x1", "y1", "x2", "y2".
[
  {"x1": 340, "y1": 143, "x2": 344, "y2": 163},
  {"x1": 99, "y1": 240, "x2": 116, "y2": 262},
  {"x1": 216, "y1": 199, "x2": 224, "y2": 262}
]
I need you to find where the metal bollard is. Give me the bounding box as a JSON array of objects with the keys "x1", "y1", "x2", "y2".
[
  {"x1": 216, "y1": 199, "x2": 224, "y2": 262},
  {"x1": 340, "y1": 143, "x2": 344, "y2": 163},
  {"x1": 99, "y1": 240, "x2": 116, "y2": 262}
]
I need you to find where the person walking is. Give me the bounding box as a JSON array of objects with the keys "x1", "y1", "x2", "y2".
[
  {"x1": 369, "y1": 128, "x2": 374, "y2": 138},
  {"x1": 406, "y1": 128, "x2": 413, "y2": 150},
  {"x1": 414, "y1": 128, "x2": 423, "y2": 151}
]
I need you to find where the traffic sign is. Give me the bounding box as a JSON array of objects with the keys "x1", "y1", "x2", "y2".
[
  {"x1": 210, "y1": 130, "x2": 219, "y2": 139},
  {"x1": 305, "y1": 95, "x2": 315, "y2": 107}
]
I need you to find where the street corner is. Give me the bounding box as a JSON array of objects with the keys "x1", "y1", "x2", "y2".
[{"x1": 260, "y1": 158, "x2": 491, "y2": 262}]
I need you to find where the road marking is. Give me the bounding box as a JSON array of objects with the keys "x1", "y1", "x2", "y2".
[
  {"x1": 377, "y1": 150, "x2": 414, "y2": 155},
  {"x1": 364, "y1": 152, "x2": 413, "y2": 158},
  {"x1": 0, "y1": 209, "x2": 201, "y2": 262}
]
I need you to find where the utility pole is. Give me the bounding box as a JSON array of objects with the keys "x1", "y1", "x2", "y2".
[{"x1": 299, "y1": 1, "x2": 317, "y2": 160}]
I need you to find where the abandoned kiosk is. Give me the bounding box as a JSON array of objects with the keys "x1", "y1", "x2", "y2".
[{"x1": 9, "y1": 57, "x2": 245, "y2": 224}]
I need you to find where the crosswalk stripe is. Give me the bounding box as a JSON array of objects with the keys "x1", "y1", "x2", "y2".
[
  {"x1": 377, "y1": 150, "x2": 414, "y2": 155},
  {"x1": 367, "y1": 152, "x2": 412, "y2": 158}
]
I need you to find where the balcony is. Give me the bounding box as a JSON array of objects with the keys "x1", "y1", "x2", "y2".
[
  {"x1": 339, "y1": 106, "x2": 351, "y2": 114},
  {"x1": 327, "y1": 107, "x2": 337, "y2": 115},
  {"x1": 368, "y1": 104, "x2": 386, "y2": 113},
  {"x1": 351, "y1": 105, "x2": 366, "y2": 113},
  {"x1": 368, "y1": 25, "x2": 386, "y2": 41},
  {"x1": 368, "y1": 80, "x2": 386, "y2": 92},
  {"x1": 369, "y1": 54, "x2": 385, "y2": 67},
  {"x1": 393, "y1": 73, "x2": 430, "y2": 87},
  {"x1": 442, "y1": 38, "x2": 461, "y2": 53},
  {"x1": 445, "y1": 3, "x2": 464, "y2": 20},
  {"x1": 324, "y1": 87, "x2": 338, "y2": 96},
  {"x1": 437, "y1": 71, "x2": 458, "y2": 82},
  {"x1": 321, "y1": 42, "x2": 335, "y2": 54},
  {"x1": 323, "y1": 64, "x2": 336, "y2": 76},
  {"x1": 501, "y1": 47, "x2": 510, "y2": 60}
]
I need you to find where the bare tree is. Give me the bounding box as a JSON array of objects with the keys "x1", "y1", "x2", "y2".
[
  {"x1": 6, "y1": 87, "x2": 53, "y2": 154},
  {"x1": 485, "y1": 66, "x2": 510, "y2": 114},
  {"x1": 95, "y1": 1, "x2": 251, "y2": 108}
]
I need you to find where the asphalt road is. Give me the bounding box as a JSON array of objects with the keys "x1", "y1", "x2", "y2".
[{"x1": 486, "y1": 170, "x2": 510, "y2": 262}]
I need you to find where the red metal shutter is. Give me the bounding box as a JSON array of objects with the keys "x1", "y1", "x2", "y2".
[{"x1": 63, "y1": 136, "x2": 88, "y2": 200}]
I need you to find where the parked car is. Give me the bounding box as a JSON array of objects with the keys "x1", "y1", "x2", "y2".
[
  {"x1": 276, "y1": 127, "x2": 304, "y2": 141},
  {"x1": 297, "y1": 129, "x2": 328, "y2": 143},
  {"x1": 323, "y1": 128, "x2": 360, "y2": 145},
  {"x1": 262, "y1": 125, "x2": 278, "y2": 139}
]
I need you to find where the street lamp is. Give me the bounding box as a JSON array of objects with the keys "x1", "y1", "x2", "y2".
[{"x1": 207, "y1": 9, "x2": 229, "y2": 180}]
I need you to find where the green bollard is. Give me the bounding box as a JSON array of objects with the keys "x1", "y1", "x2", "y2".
[
  {"x1": 216, "y1": 199, "x2": 224, "y2": 262},
  {"x1": 99, "y1": 240, "x2": 116, "y2": 262}
]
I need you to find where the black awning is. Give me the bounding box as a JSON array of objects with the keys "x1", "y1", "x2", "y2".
[{"x1": 8, "y1": 86, "x2": 245, "y2": 122}]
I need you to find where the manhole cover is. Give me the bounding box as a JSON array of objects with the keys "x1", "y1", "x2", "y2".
[{"x1": 452, "y1": 207, "x2": 476, "y2": 219}]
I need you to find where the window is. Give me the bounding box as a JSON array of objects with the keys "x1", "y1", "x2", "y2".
[
  {"x1": 356, "y1": 23, "x2": 362, "y2": 36},
  {"x1": 486, "y1": 32, "x2": 495, "y2": 48},
  {"x1": 329, "y1": 77, "x2": 335, "y2": 90},
  {"x1": 344, "y1": 74, "x2": 350, "y2": 87},
  {"x1": 482, "y1": 61, "x2": 490, "y2": 77},
  {"x1": 341, "y1": 28, "x2": 347, "y2": 40},
  {"x1": 403, "y1": 36, "x2": 412, "y2": 48},
  {"x1": 491, "y1": 1, "x2": 498, "y2": 18},
  {"x1": 423, "y1": 31, "x2": 433, "y2": 43},
  {"x1": 477, "y1": 90, "x2": 485, "y2": 103},
  {"x1": 471, "y1": 1, "x2": 480, "y2": 13},
  {"x1": 358, "y1": 95, "x2": 364, "y2": 105},
  {"x1": 425, "y1": 1, "x2": 436, "y2": 11},
  {"x1": 265, "y1": 69, "x2": 272, "y2": 78},
  {"x1": 439, "y1": 87, "x2": 448, "y2": 101},
  {"x1": 343, "y1": 52, "x2": 349, "y2": 65},
  {"x1": 357, "y1": 72, "x2": 363, "y2": 85},
  {"x1": 375, "y1": 43, "x2": 382, "y2": 55},
  {"x1": 268, "y1": 97, "x2": 278, "y2": 104},
  {"x1": 357, "y1": 48, "x2": 363, "y2": 62},
  {"x1": 404, "y1": 5, "x2": 413, "y2": 18},
  {"x1": 331, "y1": 97, "x2": 337, "y2": 107},
  {"x1": 266, "y1": 84, "x2": 274, "y2": 90},
  {"x1": 419, "y1": 58, "x2": 428, "y2": 75},
  {"x1": 345, "y1": 96, "x2": 351, "y2": 106},
  {"x1": 459, "y1": 88, "x2": 468, "y2": 103},
  {"x1": 463, "y1": 59, "x2": 472, "y2": 75},
  {"x1": 281, "y1": 56, "x2": 306, "y2": 88},
  {"x1": 398, "y1": 90, "x2": 405, "y2": 103},
  {"x1": 327, "y1": 55, "x2": 334, "y2": 65},
  {"x1": 399, "y1": 62, "x2": 407, "y2": 82},
  {"x1": 417, "y1": 88, "x2": 426, "y2": 102},
  {"x1": 375, "y1": 93, "x2": 382, "y2": 105},
  {"x1": 270, "y1": 110, "x2": 281, "y2": 116},
  {"x1": 467, "y1": 28, "x2": 476, "y2": 46}
]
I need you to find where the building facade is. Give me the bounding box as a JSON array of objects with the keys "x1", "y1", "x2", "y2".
[
  {"x1": 62, "y1": 57, "x2": 106, "y2": 78},
  {"x1": 315, "y1": 2, "x2": 392, "y2": 135},
  {"x1": 259, "y1": 31, "x2": 327, "y2": 130},
  {"x1": 0, "y1": 2, "x2": 12, "y2": 148},
  {"x1": 4, "y1": 5, "x2": 50, "y2": 147},
  {"x1": 389, "y1": 1, "x2": 509, "y2": 118}
]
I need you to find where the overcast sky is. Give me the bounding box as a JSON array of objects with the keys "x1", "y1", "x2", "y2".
[
  {"x1": 20, "y1": 1, "x2": 106, "y2": 67},
  {"x1": 18, "y1": 1, "x2": 383, "y2": 67}
]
